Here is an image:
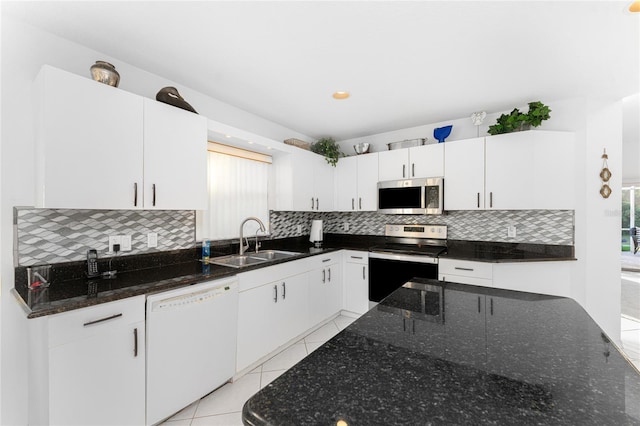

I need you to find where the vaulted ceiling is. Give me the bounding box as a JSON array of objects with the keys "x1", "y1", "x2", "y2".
[{"x1": 4, "y1": 1, "x2": 639, "y2": 140}]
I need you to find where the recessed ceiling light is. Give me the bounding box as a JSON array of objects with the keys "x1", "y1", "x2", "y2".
[
  {"x1": 629, "y1": 1, "x2": 640, "y2": 12},
  {"x1": 225, "y1": 134, "x2": 231, "y2": 138},
  {"x1": 247, "y1": 140, "x2": 253, "y2": 144},
  {"x1": 332, "y1": 91, "x2": 350, "y2": 100}
]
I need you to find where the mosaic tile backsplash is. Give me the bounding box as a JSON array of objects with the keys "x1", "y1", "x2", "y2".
[
  {"x1": 15, "y1": 208, "x2": 195, "y2": 266},
  {"x1": 270, "y1": 210, "x2": 574, "y2": 246}
]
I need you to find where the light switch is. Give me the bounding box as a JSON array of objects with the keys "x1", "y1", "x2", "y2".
[
  {"x1": 120, "y1": 235, "x2": 132, "y2": 251},
  {"x1": 507, "y1": 225, "x2": 517, "y2": 238},
  {"x1": 148, "y1": 232, "x2": 158, "y2": 248}
]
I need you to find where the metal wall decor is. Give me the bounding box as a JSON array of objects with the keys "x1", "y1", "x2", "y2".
[{"x1": 599, "y1": 149, "x2": 612, "y2": 199}]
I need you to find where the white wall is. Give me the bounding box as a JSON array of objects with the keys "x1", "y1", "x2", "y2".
[
  {"x1": 0, "y1": 16, "x2": 311, "y2": 424},
  {"x1": 623, "y1": 94, "x2": 640, "y2": 185}
]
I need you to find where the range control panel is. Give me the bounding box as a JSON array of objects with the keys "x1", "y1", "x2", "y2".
[{"x1": 384, "y1": 224, "x2": 447, "y2": 239}]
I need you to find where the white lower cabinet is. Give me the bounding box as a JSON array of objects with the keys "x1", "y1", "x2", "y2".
[
  {"x1": 438, "y1": 258, "x2": 493, "y2": 287},
  {"x1": 440, "y1": 258, "x2": 572, "y2": 297},
  {"x1": 29, "y1": 296, "x2": 146, "y2": 426},
  {"x1": 236, "y1": 258, "x2": 318, "y2": 373},
  {"x1": 308, "y1": 255, "x2": 343, "y2": 326},
  {"x1": 343, "y1": 251, "x2": 370, "y2": 315}
]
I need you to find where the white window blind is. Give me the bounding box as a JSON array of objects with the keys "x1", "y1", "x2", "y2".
[{"x1": 198, "y1": 148, "x2": 270, "y2": 240}]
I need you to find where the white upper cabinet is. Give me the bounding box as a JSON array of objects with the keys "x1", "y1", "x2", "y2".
[
  {"x1": 34, "y1": 65, "x2": 144, "y2": 209},
  {"x1": 275, "y1": 150, "x2": 335, "y2": 211},
  {"x1": 34, "y1": 65, "x2": 207, "y2": 210},
  {"x1": 143, "y1": 99, "x2": 207, "y2": 210},
  {"x1": 378, "y1": 144, "x2": 444, "y2": 181},
  {"x1": 334, "y1": 153, "x2": 379, "y2": 212},
  {"x1": 444, "y1": 131, "x2": 575, "y2": 211},
  {"x1": 444, "y1": 137, "x2": 486, "y2": 210},
  {"x1": 485, "y1": 130, "x2": 575, "y2": 210}
]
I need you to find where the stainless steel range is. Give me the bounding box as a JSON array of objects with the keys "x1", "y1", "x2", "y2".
[{"x1": 368, "y1": 224, "x2": 447, "y2": 302}]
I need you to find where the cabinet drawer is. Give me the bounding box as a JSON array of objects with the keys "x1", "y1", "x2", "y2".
[
  {"x1": 343, "y1": 250, "x2": 368, "y2": 264},
  {"x1": 49, "y1": 296, "x2": 145, "y2": 348},
  {"x1": 308, "y1": 253, "x2": 340, "y2": 270},
  {"x1": 439, "y1": 259, "x2": 493, "y2": 280}
]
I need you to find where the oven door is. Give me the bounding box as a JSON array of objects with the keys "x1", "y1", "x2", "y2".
[{"x1": 368, "y1": 252, "x2": 438, "y2": 302}]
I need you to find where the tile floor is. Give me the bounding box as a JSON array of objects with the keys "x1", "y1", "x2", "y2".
[{"x1": 161, "y1": 314, "x2": 356, "y2": 426}]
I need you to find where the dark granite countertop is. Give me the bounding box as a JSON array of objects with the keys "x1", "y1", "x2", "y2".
[
  {"x1": 14, "y1": 235, "x2": 575, "y2": 318},
  {"x1": 15, "y1": 241, "x2": 341, "y2": 318},
  {"x1": 243, "y1": 279, "x2": 640, "y2": 425}
]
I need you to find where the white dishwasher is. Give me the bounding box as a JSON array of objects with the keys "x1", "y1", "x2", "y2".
[{"x1": 146, "y1": 277, "x2": 239, "y2": 425}]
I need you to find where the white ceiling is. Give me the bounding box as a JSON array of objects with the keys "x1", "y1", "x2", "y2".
[{"x1": 4, "y1": 1, "x2": 639, "y2": 140}]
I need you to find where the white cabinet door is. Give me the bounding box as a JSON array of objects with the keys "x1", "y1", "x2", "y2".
[
  {"x1": 278, "y1": 272, "x2": 310, "y2": 343},
  {"x1": 309, "y1": 259, "x2": 342, "y2": 325},
  {"x1": 409, "y1": 143, "x2": 444, "y2": 178},
  {"x1": 357, "y1": 153, "x2": 379, "y2": 211},
  {"x1": 335, "y1": 154, "x2": 378, "y2": 212},
  {"x1": 378, "y1": 149, "x2": 409, "y2": 181},
  {"x1": 343, "y1": 253, "x2": 369, "y2": 315},
  {"x1": 444, "y1": 137, "x2": 485, "y2": 210},
  {"x1": 287, "y1": 151, "x2": 334, "y2": 211},
  {"x1": 48, "y1": 296, "x2": 145, "y2": 426},
  {"x1": 313, "y1": 155, "x2": 335, "y2": 212},
  {"x1": 236, "y1": 281, "x2": 282, "y2": 372},
  {"x1": 143, "y1": 99, "x2": 208, "y2": 210},
  {"x1": 335, "y1": 156, "x2": 358, "y2": 211},
  {"x1": 34, "y1": 65, "x2": 143, "y2": 209},
  {"x1": 485, "y1": 131, "x2": 575, "y2": 210}
]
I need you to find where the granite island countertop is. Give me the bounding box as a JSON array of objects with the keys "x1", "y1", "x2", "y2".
[{"x1": 242, "y1": 279, "x2": 640, "y2": 425}]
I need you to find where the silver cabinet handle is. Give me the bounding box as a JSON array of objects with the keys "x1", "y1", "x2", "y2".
[
  {"x1": 351, "y1": 256, "x2": 363, "y2": 260},
  {"x1": 316, "y1": 198, "x2": 319, "y2": 210},
  {"x1": 328, "y1": 267, "x2": 331, "y2": 282},
  {"x1": 322, "y1": 258, "x2": 331, "y2": 263},
  {"x1": 455, "y1": 267, "x2": 474, "y2": 271},
  {"x1": 322, "y1": 269, "x2": 326, "y2": 283},
  {"x1": 152, "y1": 183, "x2": 157, "y2": 206},
  {"x1": 478, "y1": 296, "x2": 481, "y2": 313},
  {"x1": 134, "y1": 328, "x2": 138, "y2": 357},
  {"x1": 274, "y1": 285, "x2": 278, "y2": 303},
  {"x1": 412, "y1": 163, "x2": 415, "y2": 177},
  {"x1": 359, "y1": 197, "x2": 362, "y2": 210},
  {"x1": 490, "y1": 192, "x2": 493, "y2": 208},
  {"x1": 352, "y1": 198, "x2": 355, "y2": 210},
  {"x1": 477, "y1": 192, "x2": 480, "y2": 208},
  {"x1": 134, "y1": 182, "x2": 138, "y2": 207},
  {"x1": 402, "y1": 164, "x2": 406, "y2": 178},
  {"x1": 83, "y1": 313, "x2": 123, "y2": 327},
  {"x1": 282, "y1": 282, "x2": 286, "y2": 299},
  {"x1": 362, "y1": 266, "x2": 366, "y2": 280},
  {"x1": 490, "y1": 298, "x2": 494, "y2": 316},
  {"x1": 311, "y1": 198, "x2": 314, "y2": 210}
]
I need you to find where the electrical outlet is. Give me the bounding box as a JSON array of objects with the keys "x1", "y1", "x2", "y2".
[
  {"x1": 147, "y1": 232, "x2": 158, "y2": 248},
  {"x1": 507, "y1": 225, "x2": 517, "y2": 238},
  {"x1": 344, "y1": 221, "x2": 350, "y2": 232},
  {"x1": 297, "y1": 225, "x2": 302, "y2": 234},
  {"x1": 108, "y1": 235, "x2": 121, "y2": 253}
]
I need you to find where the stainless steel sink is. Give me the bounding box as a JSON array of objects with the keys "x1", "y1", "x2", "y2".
[
  {"x1": 249, "y1": 250, "x2": 301, "y2": 261},
  {"x1": 206, "y1": 250, "x2": 301, "y2": 268},
  {"x1": 206, "y1": 255, "x2": 267, "y2": 268}
]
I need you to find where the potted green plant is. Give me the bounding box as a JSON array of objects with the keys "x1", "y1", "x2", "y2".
[
  {"x1": 487, "y1": 101, "x2": 551, "y2": 135},
  {"x1": 311, "y1": 137, "x2": 343, "y2": 167},
  {"x1": 524, "y1": 101, "x2": 551, "y2": 127}
]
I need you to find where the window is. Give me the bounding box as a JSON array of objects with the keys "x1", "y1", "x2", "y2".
[
  {"x1": 622, "y1": 185, "x2": 640, "y2": 251},
  {"x1": 197, "y1": 143, "x2": 271, "y2": 241}
]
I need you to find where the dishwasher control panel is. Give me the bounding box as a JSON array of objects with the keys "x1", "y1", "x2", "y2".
[{"x1": 150, "y1": 282, "x2": 237, "y2": 312}]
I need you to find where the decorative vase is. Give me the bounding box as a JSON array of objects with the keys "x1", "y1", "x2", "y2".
[{"x1": 90, "y1": 61, "x2": 120, "y2": 87}]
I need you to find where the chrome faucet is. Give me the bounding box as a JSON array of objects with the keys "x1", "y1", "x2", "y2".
[{"x1": 239, "y1": 217, "x2": 266, "y2": 256}]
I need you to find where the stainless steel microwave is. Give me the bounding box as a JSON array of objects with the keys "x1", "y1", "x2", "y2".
[{"x1": 377, "y1": 177, "x2": 444, "y2": 215}]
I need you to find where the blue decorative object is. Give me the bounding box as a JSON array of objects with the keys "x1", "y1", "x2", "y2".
[{"x1": 434, "y1": 125, "x2": 453, "y2": 143}]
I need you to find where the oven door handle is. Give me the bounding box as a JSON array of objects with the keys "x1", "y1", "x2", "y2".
[{"x1": 369, "y1": 251, "x2": 438, "y2": 264}]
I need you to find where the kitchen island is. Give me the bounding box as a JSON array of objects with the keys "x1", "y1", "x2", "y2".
[{"x1": 243, "y1": 279, "x2": 640, "y2": 425}]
